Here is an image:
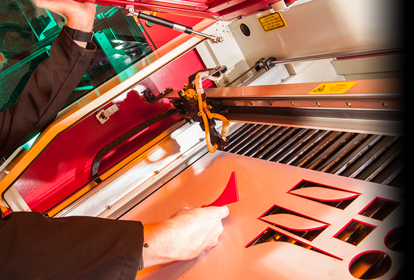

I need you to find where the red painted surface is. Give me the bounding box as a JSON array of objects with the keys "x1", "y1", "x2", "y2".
[
  {"x1": 137, "y1": 12, "x2": 205, "y2": 50},
  {"x1": 14, "y1": 48, "x2": 215, "y2": 213},
  {"x1": 145, "y1": 49, "x2": 216, "y2": 90}
]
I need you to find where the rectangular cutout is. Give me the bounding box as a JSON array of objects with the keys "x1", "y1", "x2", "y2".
[
  {"x1": 334, "y1": 220, "x2": 376, "y2": 246},
  {"x1": 359, "y1": 197, "x2": 399, "y2": 221}
]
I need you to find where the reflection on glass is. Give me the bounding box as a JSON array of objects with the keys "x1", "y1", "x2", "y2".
[{"x1": 0, "y1": 1, "x2": 153, "y2": 109}]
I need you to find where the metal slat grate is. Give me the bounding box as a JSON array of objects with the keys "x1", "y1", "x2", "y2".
[{"x1": 224, "y1": 124, "x2": 405, "y2": 188}]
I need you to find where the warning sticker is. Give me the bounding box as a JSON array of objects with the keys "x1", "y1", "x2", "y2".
[
  {"x1": 258, "y1": 12, "x2": 287, "y2": 32},
  {"x1": 309, "y1": 81, "x2": 357, "y2": 94}
]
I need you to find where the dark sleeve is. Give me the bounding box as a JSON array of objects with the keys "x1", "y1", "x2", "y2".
[
  {"x1": 0, "y1": 27, "x2": 97, "y2": 158},
  {"x1": 0, "y1": 212, "x2": 144, "y2": 280}
]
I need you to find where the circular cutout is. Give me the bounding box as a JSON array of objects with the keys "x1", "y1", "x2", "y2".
[
  {"x1": 385, "y1": 226, "x2": 405, "y2": 252},
  {"x1": 240, "y1": 23, "x2": 251, "y2": 37},
  {"x1": 349, "y1": 251, "x2": 391, "y2": 279}
]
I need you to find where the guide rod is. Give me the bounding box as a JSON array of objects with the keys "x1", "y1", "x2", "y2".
[
  {"x1": 268, "y1": 46, "x2": 402, "y2": 66},
  {"x1": 126, "y1": 8, "x2": 223, "y2": 43}
]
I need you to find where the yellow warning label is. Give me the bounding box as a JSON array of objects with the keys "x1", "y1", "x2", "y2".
[
  {"x1": 258, "y1": 12, "x2": 287, "y2": 32},
  {"x1": 309, "y1": 81, "x2": 357, "y2": 94}
]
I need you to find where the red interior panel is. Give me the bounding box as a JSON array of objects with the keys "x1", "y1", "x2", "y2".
[{"x1": 14, "y1": 48, "x2": 215, "y2": 213}]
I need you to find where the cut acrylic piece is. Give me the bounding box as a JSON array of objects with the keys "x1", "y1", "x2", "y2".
[
  {"x1": 289, "y1": 180, "x2": 360, "y2": 210},
  {"x1": 290, "y1": 187, "x2": 360, "y2": 202},
  {"x1": 203, "y1": 171, "x2": 239, "y2": 207},
  {"x1": 259, "y1": 205, "x2": 327, "y2": 241},
  {"x1": 261, "y1": 214, "x2": 328, "y2": 231},
  {"x1": 247, "y1": 227, "x2": 342, "y2": 260}
]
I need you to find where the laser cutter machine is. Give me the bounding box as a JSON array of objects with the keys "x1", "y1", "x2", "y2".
[{"x1": 0, "y1": 0, "x2": 405, "y2": 279}]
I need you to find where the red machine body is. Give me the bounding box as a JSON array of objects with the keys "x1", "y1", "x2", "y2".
[{"x1": 77, "y1": 0, "x2": 284, "y2": 20}]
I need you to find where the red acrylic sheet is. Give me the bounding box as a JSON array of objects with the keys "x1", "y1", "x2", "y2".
[
  {"x1": 121, "y1": 151, "x2": 405, "y2": 280},
  {"x1": 203, "y1": 171, "x2": 239, "y2": 207}
]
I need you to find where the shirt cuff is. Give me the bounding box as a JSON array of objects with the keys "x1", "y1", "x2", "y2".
[
  {"x1": 125, "y1": 220, "x2": 145, "y2": 276},
  {"x1": 58, "y1": 25, "x2": 97, "y2": 56}
]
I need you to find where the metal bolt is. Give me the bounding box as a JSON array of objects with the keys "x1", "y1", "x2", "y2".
[
  {"x1": 346, "y1": 102, "x2": 352, "y2": 107},
  {"x1": 290, "y1": 102, "x2": 295, "y2": 106},
  {"x1": 382, "y1": 102, "x2": 388, "y2": 108},
  {"x1": 106, "y1": 205, "x2": 112, "y2": 210},
  {"x1": 154, "y1": 170, "x2": 160, "y2": 175},
  {"x1": 316, "y1": 102, "x2": 321, "y2": 107}
]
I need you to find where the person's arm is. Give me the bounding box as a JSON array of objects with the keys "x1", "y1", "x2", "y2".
[
  {"x1": 0, "y1": 212, "x2": 144, "y2": 280},
  {"x1": 0, "y1": 206, "x2": 228, "y2": 279},
  {"x1": 0, "y1": 0, "x2": 96, "y2": 158}
]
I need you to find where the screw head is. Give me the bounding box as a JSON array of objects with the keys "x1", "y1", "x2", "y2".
[{"x1": 346, "y1": 102, "x2": 352, "y2": 107}]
